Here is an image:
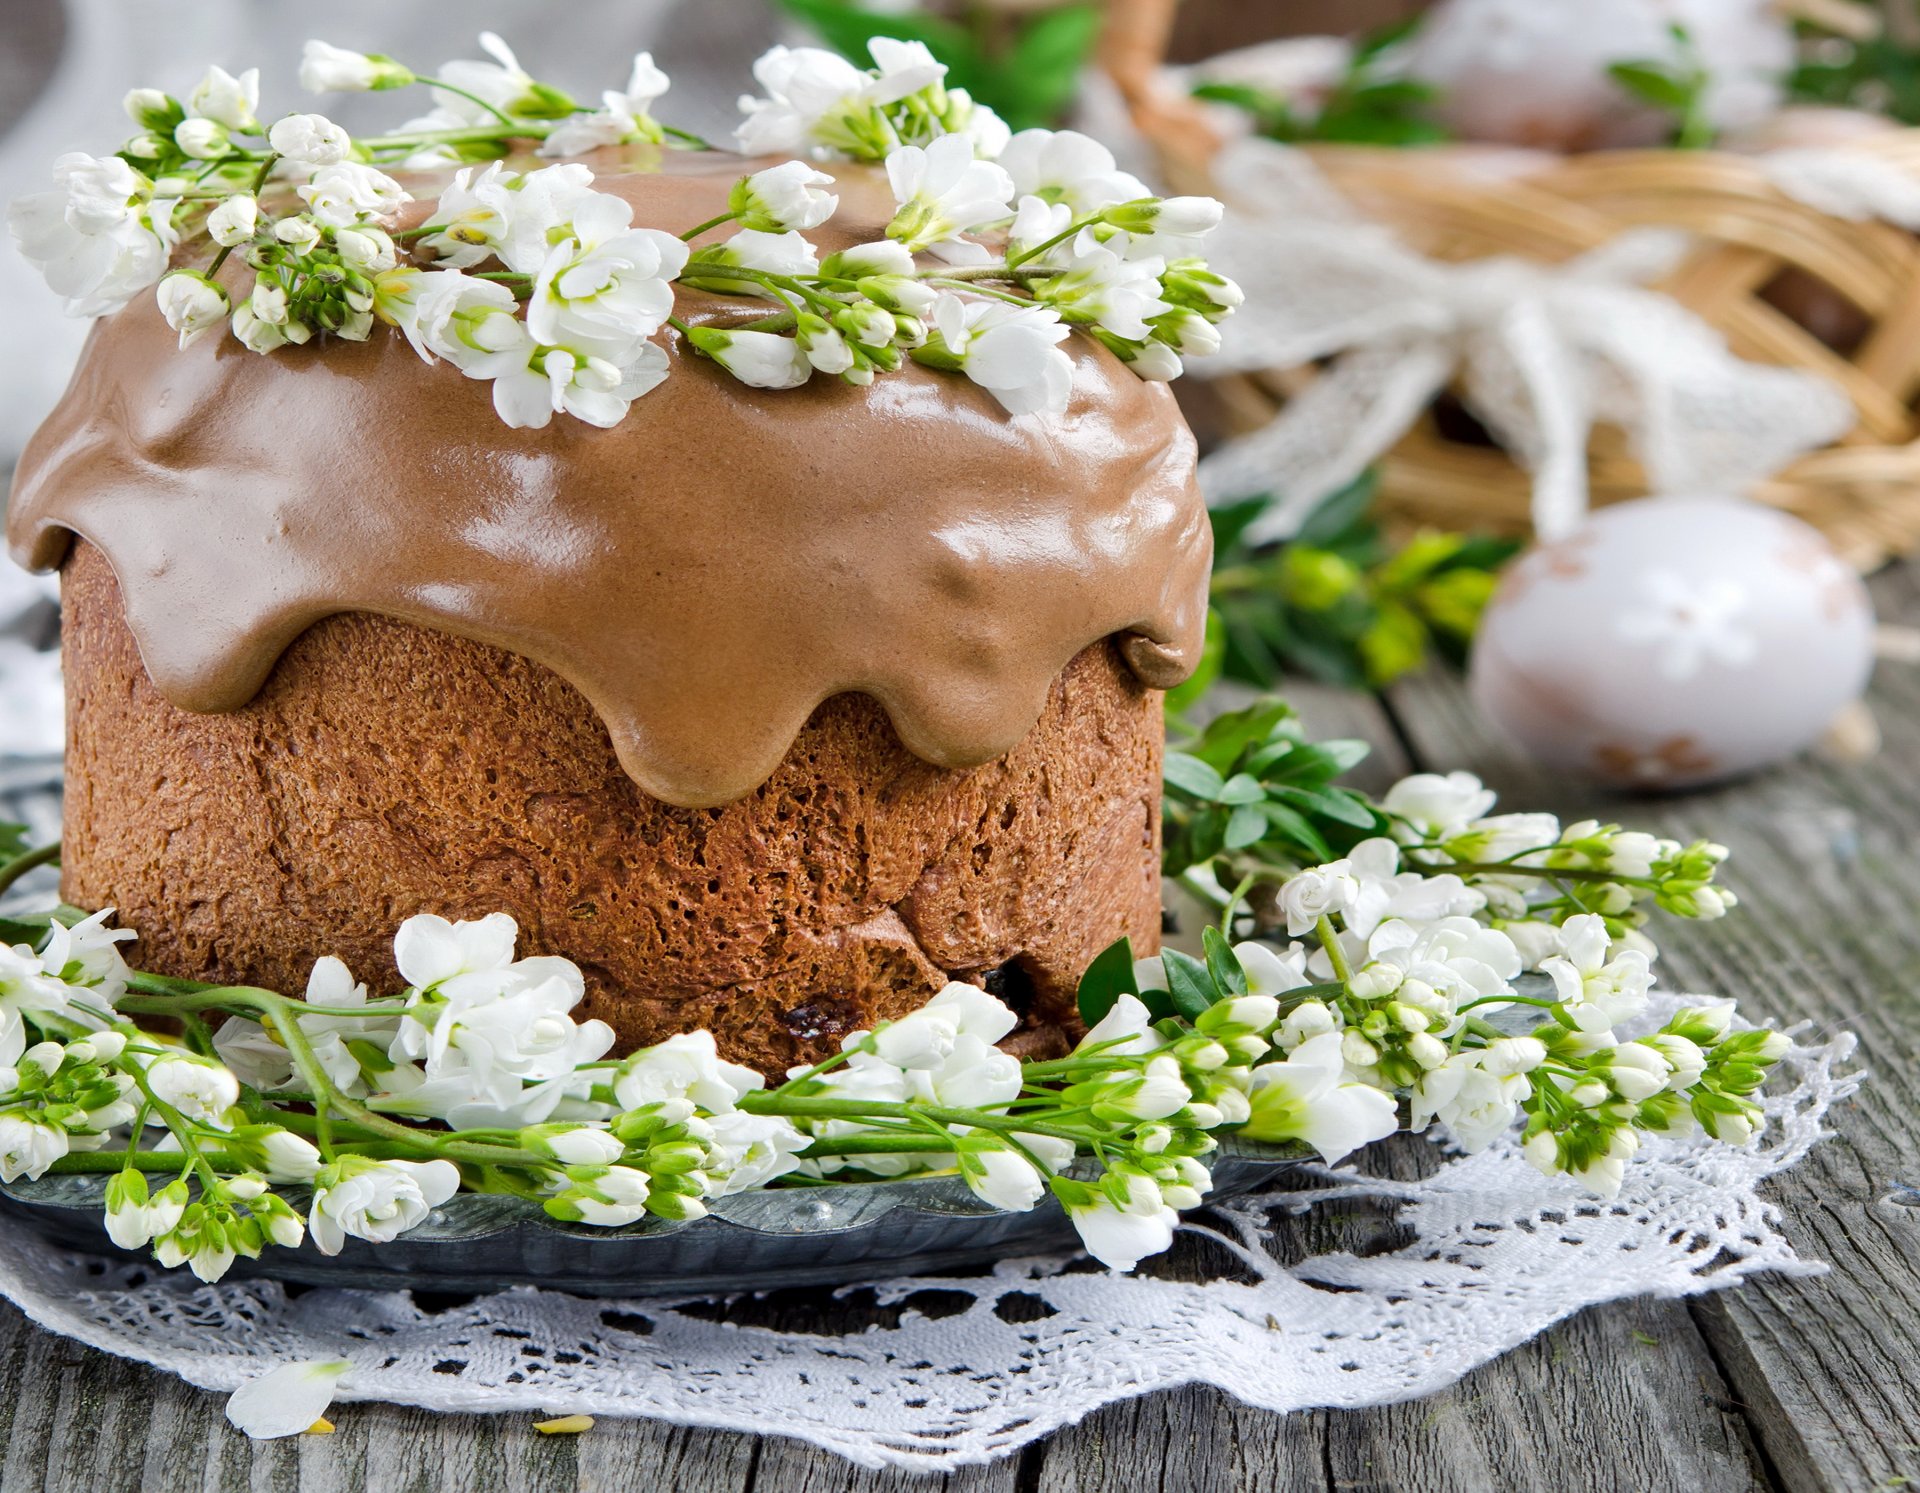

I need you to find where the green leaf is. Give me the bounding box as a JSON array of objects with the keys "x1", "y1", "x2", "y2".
[
  {"x1": 1161, "y1": 948, "x2": 1218, "y2": 1021},
  {"x1": 1163, "y1": 608, "x2": 1225, "y2": 721},
  {"x1": 1259, "y1": 800, "x2": 1333, "y2": 862},
  {"x1": 1215, "y1": 773, "x2": 1266, "y2": 806},
  {"x1": 1186, "y1": 701, "x2": 1297, "y2": 773},
  {"x1": 1359, "y1": 600, "x2": 1430, "y2": 685},
  {"x1": 1162, "y1": 752, "x2": 1226, "y2": 800},
  {"x1": 1273, "y1": 784, "x2": 1379, "y2": 830},
  {"x1": 1004, "y1": 4, "x2": 1102, "y2": 128},
  {"x1": 1607, "y1": 60, "x2": 1693, "y2": 111},
  {"x1": 1293, "y1": 473, "x2": 1379, "y2": 548},
  {"x1": 1202, "y1": 926, "x2": 1249, "y2": 997},
  {"x1": 1076, "y1": 936, "x2": 1140, "y2": 1027},
  {"x1": 1224, "y1": 801, "x2": 1268, "y2": 849},
  {"x1": 0, "y1": 823, "x2": 31, "y2": 862}
]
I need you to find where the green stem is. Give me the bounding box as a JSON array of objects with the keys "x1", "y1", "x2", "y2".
[
  {"x1": 412, "y1": 75, "x2": 519, "y2": 130},
  {"x1": 678, "y1": 211, "x2": 736, "y2": 242},
  {"x1": 1006, "y1": 214, "x2": 1100, "y2": 269},
  {"x1": 661, "y1": 124, "x2": 714, "y2": 150},
  {"x1": 51, "y1": 1150, "x2": 247, "y2": 1176},
  {"x1": 739, "y1": 1092, "x2": 1086, "y2": 1146},
  {"x1": 1315, "y1": 914, "x2": 1355, "y2": 986},
  {"x1": 0, "y1": 844, "x2": 59, "y2": 899}
]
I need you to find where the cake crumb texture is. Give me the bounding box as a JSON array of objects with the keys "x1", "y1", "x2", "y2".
[{"x1": 59, "y1": 542, "x2": 1165, "y2": 1074}]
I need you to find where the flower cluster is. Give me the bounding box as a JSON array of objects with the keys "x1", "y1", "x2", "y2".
[
  {"x1": 0, "y1": 695, "x2": 1793, "y2": 1284},
  {"x1": 8, "y1": 34, "x2": 1239, "y2": 427}
]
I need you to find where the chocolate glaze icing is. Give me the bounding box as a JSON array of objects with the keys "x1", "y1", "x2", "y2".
[{"x1": 7, "y1": 151, "x2": 1212, "y2": 807}]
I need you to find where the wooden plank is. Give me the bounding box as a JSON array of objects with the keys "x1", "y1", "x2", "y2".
[{"x1": 1380, "y1": 561, "x2": 1920, "y2": 1493}]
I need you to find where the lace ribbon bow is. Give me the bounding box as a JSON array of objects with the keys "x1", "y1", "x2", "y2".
[{"x1": 1194, "y1": 142, "x2": 1856, "y2": 546}]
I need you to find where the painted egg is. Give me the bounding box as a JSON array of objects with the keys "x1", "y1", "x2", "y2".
[
  {"x1": 1408, "y1": 0, "x2": 1791, "y2": 152},
  {"x1": 1469, "y1": 496, "x2": 1875, "y2": 789}
]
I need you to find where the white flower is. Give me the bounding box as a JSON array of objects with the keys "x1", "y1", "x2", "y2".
[
  {"x1": 998, "y1": 129, "x2": 1149, "y2": 215},
  {"x1": 615, "y1": 1031, "x2": 763, "y2": 1116},
  {"x1": 1410, "y1": 1053, "x2": 1529, "y2": 1151},
  {"x1": 1007, "y1": 195, "x2": 1074, "y2": 264},
  {"x1": 406, "y1": 32, "x2": 539, "y2": 130},
  {"x1": 688, "y1": 326, "x2": 814, "y2": 390},
  {"x1": 1364, "y1": 916, "x2": 1521, "y2": 1007},
  {"x1": 0, "y1": 1112, "x2": 67, "y2": 1182},
  {"x1": 260, "y1": 1130, "x2": 324, "y2": 1182},
  {"x1": 1033, "y1": 235, "x2": 1169, "y2": 341},
  {"x1": 1076, "y1": 991, "x2": 1164, "y2": 1059},
  {"x1": 145, "y1": 1055, "x2": 241, "y2": 1128},
  {"x1": 1103, "y1": 196, "x2": 1224, "y2": 239},
  {"x1": 1276, "y1": 999, "x2": 1339, "y2": 1051},
  {"x1": 40, "y1": 908, "x2": 136, "y2": 1008},
  {"x1": 527, "y1": 193, "x2": 689, "y2": 360},
  {"x1": 735, "y1": 46, "x2": 871, "y2": 156},
  {"x1": 866, "y1": 37, "x2": 950, "y2": 101},
  {"x1": 226, "y1": 1359, "x2": 351, "y2": 1440},
  {"x1": 1106, "y1": 1053, "x2": 1193, "y2": 1121},
  {"x1": 959, "y1": 1144, "x2": 1046, "y2": 1212},
  {"x1": 702, "y1": 1111, "x2": 809, "y2": 1195},
  {"x1": 568, "y1": 1165, "x2": 655, "y2": 1226},
  {"x1": 428, "y1": 973, "x2": 615, "y2": 1091},
  {"x1": 173, "y1": 118, "x2": 230, "y2": 161},
  {"x1": 868, "y1": 981, "x2": 1018, "y2": 1069},
  {"x1": 308, "y1": 1157, "x2": 460, "y2": 1254},
  {"x1": 1542, "y1": 914, "x2": 1654, "y2": 1034},
  {"x1": 535, "y1": 1126, "x2": 624, "y2": 1166},
  {"x1": 518, "y1": 345, "x2": 672, "y2": 430},
  {"x1": 730, "y1": 161, "x2": 839, "y2": 233},
  {"x1": 417, "y1": 162, "x2": 521, "y2": 269},
  {"x1": 920, "y1": 293, "x2": 1073, "y2": 417},
  {"x1": 205, "y1": 193, "x2": 258, "y2": 247},
  {"x1": 335, "y1": 224, "x2": 397, "y2": 271},
  {"x1": 394, "y1": 911, "x2": 520, "y2": 992},
  {"x1": 268, "y1": 113, "x2": 351, "y2": 167},
  {"x1": 1605, "y1": 1042, "x2": 1673, "y2": 1102},
  {"x1": 188, "y1": 65, "x2": 259, "y2": 131},
  {"x1": 686, "y1": 228, "x2": 821, "y2": 297},
  {"x1": 300, "y1": 40, "x2": 412, "y2": 94},
  {"x1": 1384, "y1": 772, "x2": 1498, "y2": 842},
  {"x1": 1242, "y1": 1032, "x2": 1400, "y2": 1163},
  {"x1": 104, "y1": 1173, "x2": 188, "y2": 1250},
  {"x1": 541, "y1": 53, "x2": 670, "y2": 157},
  {"x1": 734, "y1": 41, "x2": 946, "y2": 158},
  {"x1": 885, "y1": 134, "x2": 1014, "y2": 255},
  {"x1": 1233, "y1": 940, "x2": 1311, "y2": 999},
  {"x1": 1482, "y1": 1036, "x2": 1548, "y2": 1077},
  {"x1": 1065, "y1": 1172, "x2": 1179, "y2": 1272},
  {"x1": 1448, "y1": 812, "x2": 1562, "y2": 866},
  {"x1": 8, "y1": 153, "x2": 174, "y2": 316},
  {"x1": 296, "y1": 162, "x2": 408, "y2": 228},
  {"x1": 1615, "y1": 570, "x2": 1757, "y2": 682},
  {"x1": 156, "y1": 270, "x2": 229, "y2": 349}
]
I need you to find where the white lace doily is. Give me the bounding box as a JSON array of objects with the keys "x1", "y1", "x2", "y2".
[{"x1": 0, "y1": 995, "x2": 1856, "y2": 1470}]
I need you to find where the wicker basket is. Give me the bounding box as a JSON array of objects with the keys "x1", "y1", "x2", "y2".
[{"x1": 1098, "y1": 0, "x2": 1920, "y2": 570}]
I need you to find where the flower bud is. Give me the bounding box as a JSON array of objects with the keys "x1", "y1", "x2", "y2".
[
  {"x1": 174, "y1": 117, "x2": 230, "y2": 160},
  {"x1": 124, "y1": 88, "x2": 182, "y2": 132}
]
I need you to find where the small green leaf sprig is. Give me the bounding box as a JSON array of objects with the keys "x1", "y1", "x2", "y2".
[{"x1": 1197, "y1": 478, "x2": 1520, "y2": 696}]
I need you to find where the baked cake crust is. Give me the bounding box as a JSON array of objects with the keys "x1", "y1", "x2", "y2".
[{"x1": 59, "y1": 542, "x2": 1165, "y2": 1074}]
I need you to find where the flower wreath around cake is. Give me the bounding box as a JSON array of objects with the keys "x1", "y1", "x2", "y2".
[{"x1": 0, "y1": 34, "x2": 1794, "y2": 1291}]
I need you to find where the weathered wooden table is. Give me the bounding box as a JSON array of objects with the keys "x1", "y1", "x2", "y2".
[{"x1": 3, "y1": 568, "x2": 1915, "y2": 1493}]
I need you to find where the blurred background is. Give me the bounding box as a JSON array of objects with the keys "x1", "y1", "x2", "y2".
[{"x1": 0, "y1": 0, "x2": 1910, "y2": 793}]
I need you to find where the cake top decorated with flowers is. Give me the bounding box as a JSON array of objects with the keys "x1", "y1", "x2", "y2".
[
  {"x1": 9, "y1": 33, "x2": 1239, "y2": 427},
  {"x1": 6, "y1": 35, "x2": 1224, "y2": 806}
]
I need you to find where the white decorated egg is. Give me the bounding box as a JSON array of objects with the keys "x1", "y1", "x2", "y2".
[
  {"x1": 1408, "y1": 0, "x2": 1792, "y2": 152},
  {"x1": 1469, "y1": 496, "x2": 1875, "y2": 789}
]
